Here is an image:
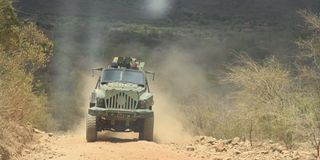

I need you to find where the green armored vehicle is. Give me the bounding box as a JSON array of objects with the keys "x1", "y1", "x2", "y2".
[{"x1": 86, "y1": 57, "x2": 155, "y2": 142}]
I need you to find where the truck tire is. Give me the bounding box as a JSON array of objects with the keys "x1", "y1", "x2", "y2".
[
  {"x1": 139, "y1": 116, "x2": 154, "y2": 141},
  {"x1": 86, "y1": 114, "x2": 97, "y2": 142}
]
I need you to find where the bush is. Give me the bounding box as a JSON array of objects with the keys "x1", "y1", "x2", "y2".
[
  {"x1": 224, "y1": 55, "x2": 299, "y2": 147},
  {"x1": 0, "y1": 0, "x2": 53, "y2": 158},
  {"x1": 296, "y1": 10, "x2": 320, "y2": 158}
]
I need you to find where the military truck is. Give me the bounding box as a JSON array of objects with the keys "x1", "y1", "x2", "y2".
[{"x1": 86, "y1": 57, "x2": 155, "y2": 142}]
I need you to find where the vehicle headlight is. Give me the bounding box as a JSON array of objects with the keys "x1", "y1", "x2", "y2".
[
  {"x1": 96, "y1": 98, "x2": 105, "y2": 107},
  {"x1": 138, "y1": 97, "x2": 154, "y2": 109}
]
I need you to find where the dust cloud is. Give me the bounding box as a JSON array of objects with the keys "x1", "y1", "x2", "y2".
[
  {"x1": 144, "y1": 0, "x2": 173, "y2": 19},
  {"x1": 148, "y1": 49, "x2": 218, "y2": 143},
  {"x1": 47, "y1": 0, "x2": 110, "y2": 131},
  {"x1": 69, "y1": 73, "x2": 100, "y2": 135},
  {"x1": 46, "y1": 0, "x2": 224, "y2": 143},
  {"x1": 48, "y1": 25, "x2": 224, "y2": 142},
  {"x1": 153, "y1": 90, "x2": 193, "y2": 143}
]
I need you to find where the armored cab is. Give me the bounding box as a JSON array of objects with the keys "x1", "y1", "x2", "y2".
[{"x1": 86, "y1": 57, "x2": 154, "y2": 142}]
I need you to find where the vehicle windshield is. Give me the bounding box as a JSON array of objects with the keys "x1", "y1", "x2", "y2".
[{"x1": 101, "y1": 69, "x2": 145, "y2": 85}]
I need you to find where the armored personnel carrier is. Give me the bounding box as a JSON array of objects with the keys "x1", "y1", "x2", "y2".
[{"x1": 87, "y1": 57, "x2": 155, "y2": 142}]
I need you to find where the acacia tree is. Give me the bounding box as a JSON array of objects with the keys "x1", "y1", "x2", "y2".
[
  {"x1": 225, "y1": 55, "x2": 299, "y2": 148},
  {"x1": 296, "y1": 10, "x2": 320, "y2": 158}
]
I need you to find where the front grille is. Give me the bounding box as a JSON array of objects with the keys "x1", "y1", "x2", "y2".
[{"x1": 105, "y1": 91, "x2": 138, "y2": 110}]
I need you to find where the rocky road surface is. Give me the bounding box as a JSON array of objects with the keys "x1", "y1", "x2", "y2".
[
  {"x1": 22, "y1": 130, "x2": 316, "y2": 160},
  {"x1": 22, "y1": 131, "x2": 199, "y2": 160}
]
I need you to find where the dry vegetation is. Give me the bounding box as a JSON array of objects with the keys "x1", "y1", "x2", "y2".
[
  {"x1": 178, "y1": 10, "x2": 320, "y2": 158},
  {"x1": 1, "y1": 0, "x2": 320, "y2": 159},
  {"x1": 225, "y1": 56, "x2": 297, "y2": 147},
  {"x1": 0, "y1": 0, "x2": 53, "y2": 159}
]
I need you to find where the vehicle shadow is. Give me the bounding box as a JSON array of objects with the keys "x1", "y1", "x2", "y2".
[{"x1": 97, "y1": 131, "x2": 139, "y2": 143}]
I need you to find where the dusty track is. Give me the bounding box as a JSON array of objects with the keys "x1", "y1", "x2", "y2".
[
  {"x1": 22, "y1": 132, "x2": 200, "y2": 160},
  {"x1": 22, "y1": 131, "x2": 316, "y2": 160}
]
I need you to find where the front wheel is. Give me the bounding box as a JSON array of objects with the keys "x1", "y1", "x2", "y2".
[
  {"x1": 86, "y1": 114, "x2": 97, "y2": 142},
  {"x1": 139, "y1": 116, "x2": 154, "y2": 141}
]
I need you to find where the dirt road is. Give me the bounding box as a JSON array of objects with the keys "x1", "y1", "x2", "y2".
[
  {"x1": 22, "y1": 132, "x2": 200, "y2": 160},
  {"x1": 22, "y1": 130, "x2": 317, "y2": 160}
]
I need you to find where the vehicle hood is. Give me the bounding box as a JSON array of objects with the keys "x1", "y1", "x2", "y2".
[
  {"x1": 94, "y1": 82, "x2": 151, "y2": 101},
  {"x1": 100, "y1": 82, "x2": 145, "y2": 92}
]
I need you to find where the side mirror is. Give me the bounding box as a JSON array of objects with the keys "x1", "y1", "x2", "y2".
[
  {"x1": 91, "y1": 68, "x2": 103, "y2": 77},
  {"x1": 145, "y1": 71, "x2": 156, "y2": 80}
]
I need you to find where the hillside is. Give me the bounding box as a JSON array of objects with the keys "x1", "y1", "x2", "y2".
[
  {"x1": 2, "y1": 0, "x2": 320, "y2": 159},
  {"x1": 14, "y1": 0, "x2": 320, "y2": 23},
  {"x1": 12, "y1": 0, "x2": 320, "y2": 132}
]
